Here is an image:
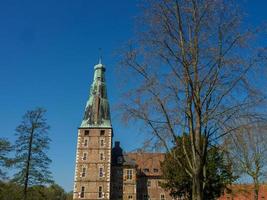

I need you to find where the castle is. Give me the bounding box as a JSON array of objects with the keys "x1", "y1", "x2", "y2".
[{"x1": 73, "y1": 61, "x2": 172, "y2": 200}]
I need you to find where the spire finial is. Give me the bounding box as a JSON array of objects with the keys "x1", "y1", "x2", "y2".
[{"x1": 98, "y1": 48, "x2": 102, "y2": 64}]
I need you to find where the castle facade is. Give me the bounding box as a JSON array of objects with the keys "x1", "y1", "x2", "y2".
[{"x1": 73, "y1": 61, "x2": 172, "y2": 200}]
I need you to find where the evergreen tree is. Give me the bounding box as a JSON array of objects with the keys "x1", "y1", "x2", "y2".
[
  {"x1": 12, "y1": 108, "x2": 53, "y2": 200},
  {"x1": 0, "y1": 138, "x2": 12, "y2": 179},
  {"x1": 161, "y1": 135, "x2": 235, "y2": 200}
]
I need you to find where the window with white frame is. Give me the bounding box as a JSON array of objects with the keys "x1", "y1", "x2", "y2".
[
  {"x1": 82, "y1": 152, "x2": 87, "y2": 161},
  {"x1": 126, "y1": 169, "x2": 133, "y2": 180}
]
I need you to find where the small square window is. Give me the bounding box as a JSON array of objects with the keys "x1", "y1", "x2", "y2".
[
  {"x1": 84, "y1": 130, "x2": 89, "y2": 136},
  {"x1": 100, "y1": 130, "x2": 105, "y2": 136},
  {"x1": 153, "y1": 168, "x2": 158, "y2": 173}
]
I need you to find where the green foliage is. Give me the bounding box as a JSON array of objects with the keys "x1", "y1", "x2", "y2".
[
  {"x1": 161, "y1": 135, "x2": 235, "y2": 200},
  {"x1": 12, "y1": 108, "x2": 53, "y2": 199},
  {"x1": 0, "y1": 181, "x2": 73, "y2": 200},
  {"x1": 0, "y1": 181, "x2": 23, "y2": 200},
  {"x1": 0, "y1": 138, "x2": 12, "y2": 179}
]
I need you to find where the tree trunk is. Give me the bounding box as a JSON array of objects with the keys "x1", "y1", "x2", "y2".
[
  {"x1": 23, "y1": 128, "x2": 34, "y2": 200},
  {"x1": 253, "y1": 178, "x2": 259, "y2": 200},
  {"x1": 192, "y1": 167, "x2": 204, "y2": 200}
]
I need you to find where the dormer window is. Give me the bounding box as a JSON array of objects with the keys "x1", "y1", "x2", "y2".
[
  {"x1": 143, "y1": 168, "x2": 149, "y2": 173},
  {"x1": 153, "y1": 168, "x2": 159, "y2": 173}
]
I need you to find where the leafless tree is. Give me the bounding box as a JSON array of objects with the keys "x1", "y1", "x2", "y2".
[
  {"x1": 118, "y1": 0, "x2": 267, "y2": 199},
  {"x1": 224, "y1": 123, "x2": 267, "y2": 200}
]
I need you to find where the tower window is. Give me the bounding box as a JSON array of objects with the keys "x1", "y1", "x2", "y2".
[
  {"x1": 126, "y1": 169, "x2": 133, "y2": 180},
  {"x1": 98, "y1": 186, "x2": 103, "y2": 198},
  {"x1": 82, "y1": 153, "x2": 87, "y2": 161},
  {"x1": 143, "y1": 194, "x2": 149, "y2": 200},
  {"x1": 100, "y1": 152, "x2": 104, "y2": 161},
  {"x1": 99, "y1": 167, "x2": 104, "y2": 178},
  {"x1": 84, "y1": 130, "x2": 89, "y2": 136},
  {"x1": 84, "y1": 139, "x2": 88, "y2": 147},
  {"x1": 128, "y1": 195, "x2": 133, "y2": 199},
  {"x1": 100, "y1": 130, "x2": 105, "y2": 136},
  {"x1": 160, "y1": 194, "x2": 165, "y2": 200},
  {"x1": 100, "y1": 138, "x2": 105, "y2": 147},
  {"x1": 80, "y1": 186, "x2": 85, "y2": 198},
  {"x1": 81, "y1": 167, "x2": 86, "y2": 177}
]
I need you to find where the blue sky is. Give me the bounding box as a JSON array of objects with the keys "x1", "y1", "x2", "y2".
[{"x1": 0, "y1": 0, "x2": 267, "y2": 192}]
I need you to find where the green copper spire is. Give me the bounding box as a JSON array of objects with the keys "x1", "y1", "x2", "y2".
[{"x1": 81, "y1": 61, "x2": 111, "y2": 128}]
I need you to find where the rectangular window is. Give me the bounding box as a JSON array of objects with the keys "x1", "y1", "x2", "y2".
[
  {"x1": 99, "y1": 167, "x2": 104, "y2": 178},
  {"x1": 82, "y1": 153, "x2": 87, "y2": 161},
  {"x1": 100, "y1": 152, "x2": 104, "y2": 161},
  {"x1": 143, "y1": 194, "x2": 149, "y2": 200},
  {"x1": 100, "y1": 138, "x2": 104, "y2": 147},
  {"x1": 126, "y1": 169, "x2": 133, "y2": 180},
  {"x1": 84, "y1": 139, "x2": 88, "y2": 147},
  {"x1": 147, "y1": 180, "x2": 151, "y2": 187},
  {"x1": 81, "y1": 167, "x2": 86, "y2": 177},
  {"x1": 128, "y1": 195, "x2": 133, "y2": 199},
  {"x1": 100, "y1": 130, "x2": 105, "y2": 136},
  {"x1": 160, "y1": 194, "x2": 165, "y2": 200},
  {"x1": 80, "y1": 186, "x2": 85, "y2": 198},
  {"x1": 84, "y1": 130, "x2": 89, "y2": 136},
  {"x1": 98, "y1": 186, "x2": 103, "y2": 198}
]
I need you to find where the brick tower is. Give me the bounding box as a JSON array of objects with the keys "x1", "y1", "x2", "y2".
[{"x1": 73, "y1": 60, "x2": 112, "y2": 200}]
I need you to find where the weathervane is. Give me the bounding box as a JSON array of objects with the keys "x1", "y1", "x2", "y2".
[{"x1": 98, "y1": 48, "x2": 102, "y2": 64}]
